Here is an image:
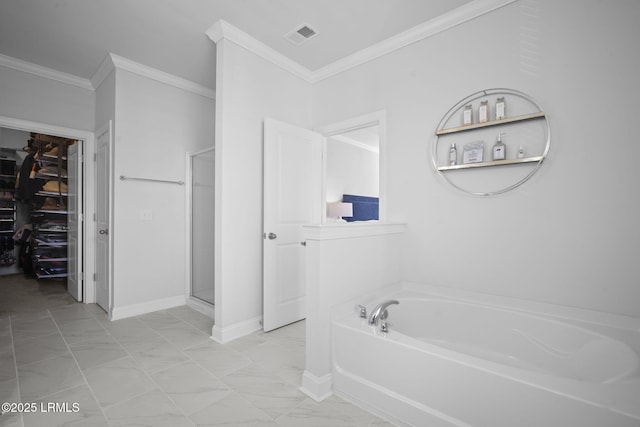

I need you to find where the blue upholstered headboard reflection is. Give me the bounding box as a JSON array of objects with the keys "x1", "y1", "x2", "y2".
[{"x1": 342, "y1": 194, "x2": 379, "y2": 222}]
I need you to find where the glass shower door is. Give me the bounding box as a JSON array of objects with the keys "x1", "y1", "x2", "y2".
[{"x1": 191, "y1": 148, "x2": 214, "y2": 305}]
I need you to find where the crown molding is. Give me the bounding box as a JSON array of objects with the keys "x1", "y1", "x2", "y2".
[
  {"x1": 0, "y1": 53, "x2": 93, "y2": 90},
  {"x1": 206, "y1": 20, "x2": 314, "y2": 82},
  {"x1": 92, "y1": 53, "x2": 215, "y2": 99},
  {"x1": 312, "y1": 0, "x2": 517, "y2": 82},
  {"x1": 90, "y1": 53, "x2": 117, "y2": 90},
  {"x1": 0, "y1": 52, "x2": 215, "y2": 99},
  {"x1": 208, "y1": 0, "x2": 516, "y2": 84}
]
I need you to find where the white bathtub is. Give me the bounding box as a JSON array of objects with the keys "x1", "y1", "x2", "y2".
[{"x1": 331, "y1": 283, "x2": 640, "y2": 427}]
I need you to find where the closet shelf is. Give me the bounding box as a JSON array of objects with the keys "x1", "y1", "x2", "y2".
[
  {"x1": 36, "y1": 191, "x2": 68, "y2": 197},
  {"x1": 34, "y1": 241, "x2": 68, "y2": 247},
  {"x1": 35, "y1": 210, "x2": 69, "y2": 214},
  {"x1": 36, "y1": 171, "x2": 68, "y2": 179},
  {"x1": 33, "y1": 257, "x2": 68, "y2": 262},
  {"x1": 41, "y1": 154, "x2": 67, "y2": 161},
  {"x1": 36, "y1": 273, "x2": 68, "y2": 279}
]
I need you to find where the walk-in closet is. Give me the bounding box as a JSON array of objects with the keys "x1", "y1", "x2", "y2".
[{"x1": 0, "y1": 127, "x2": 79, "y2": 306}]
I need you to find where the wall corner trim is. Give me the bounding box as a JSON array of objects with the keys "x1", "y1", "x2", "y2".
[
  {"x1": 206, "y1": 19, "x2": 314, "y2": 83},
  {"x1": 100, "y1": 53, "x2": 216, "y2": 99},
  {"x1": 300, "y1": 371, "x2": 333, "y2": 402},
  {"x1": 205, "y1": 0, "x2": 516, "y2": 84},
  {"x1": 211, "y1": 316, "x2": 262, "y2": 343},
  {"x1": 90, "y1": 53, "x2": 116, "y2": 90},
  {"x1": 0, "y1": 53, "x2": 93, "y2": 90}
]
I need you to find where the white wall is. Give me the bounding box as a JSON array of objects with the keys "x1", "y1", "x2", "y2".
[
  {"x1": 312, "y1": 0, "x2": 640, "y2": 318},
  {"x1": 0, "y1": 128, "x2": 29, "y2": 152},
  {"x1": 325, "y1": 137, "x2": 379, "y2": 203},
  {"x1": 0, "y1": 66, "x2": 94, "y2": 131},
  {"x1": 111, "y1": 68, "x2": 215, "y2": 314},
  {"x1": 213, "y1": 38, "x2": 312, "y2": 340}
]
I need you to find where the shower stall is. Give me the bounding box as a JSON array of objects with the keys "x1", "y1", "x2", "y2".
[{"x1": 188, "y1": 147, "x2": 215, "y2": 311}]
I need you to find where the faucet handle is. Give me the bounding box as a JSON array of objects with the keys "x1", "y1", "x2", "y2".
[
  {"x1": 380, "y1": 321, "x2": 393, "y2": 333},
  {"x1": 355, "y1": 304, "x2": 367, "y2": 318}
]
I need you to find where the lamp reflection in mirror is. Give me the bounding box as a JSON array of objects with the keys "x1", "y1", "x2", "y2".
[{"x1": 327, "y1": 202, "x2": 353, "y2": 222}]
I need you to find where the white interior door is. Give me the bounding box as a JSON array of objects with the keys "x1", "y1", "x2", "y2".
[
  {"x1": 263, "y1": 118, "x2": 322, "y2": 332},
  {"x1": 96, "y1": 124, "x2": 111, "y2": 312},
  {"x1": 67, "y1": 141, "x2": 82, "y2": 301}
]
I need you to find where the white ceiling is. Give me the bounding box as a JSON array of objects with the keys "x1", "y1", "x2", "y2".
[{"x1": 0, "y1": 0, "x2": 473, "y2": 90}]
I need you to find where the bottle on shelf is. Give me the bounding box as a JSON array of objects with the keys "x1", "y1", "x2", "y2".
[
  {"x1": 495, "y1": 97, "x2": 506, "y2": 120},
  {"x1": 478, "y1": 100, "x2": 489, "y2": 123},
  {"x1": 492, "y1": 132, "x2": 507, "y2": 161},
  {"x1": 449, "y1": 143, "x2": 457, "y2": 165},
  {"x1": 462, "y1": 104, "x2": 473, "y2": 126},
  {"x1": 517, "y1": 146, "x2": 525, "y2": 159}
]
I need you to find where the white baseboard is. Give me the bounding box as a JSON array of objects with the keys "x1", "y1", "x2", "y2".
[
  {"x1": 211, "y1": 316, "x2": 262, "y2": 343},
  {"x1": 299, "y1": 370, "x2": 333, "y2": 402},
  {"x1": 110, "y1": 295, "x2": 186, "y2": 321},
  {"x1": 186, "y1": 297, "x2": 215, "y2": 319}
]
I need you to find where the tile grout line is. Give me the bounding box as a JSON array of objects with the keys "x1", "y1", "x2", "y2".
[
  {"x1": 11, "y1": 331, "x2": 73, "y2": 369},
  {"x1": 98, "y1": 310, "x2": 197, "y2": 425},
  {"x1": 7, "y1": 316, "x2": 26, "y2": 427},
  {"x1": 75, "y1": 307, "x2": 155, "y2": 422},
  {"x1": 139, "y1": 310, "x2": 213, "y2": 425},
  {"x1": 48, "y1": 307, "x2": 113, "y2": 426},
  {"x1": 154, "y1": 311, "x2": 284, "y2": 424}
]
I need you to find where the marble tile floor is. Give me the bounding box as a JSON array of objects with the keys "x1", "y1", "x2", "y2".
[{"x1": 0, "y1": 281, "x2": 392, "y2": 426}]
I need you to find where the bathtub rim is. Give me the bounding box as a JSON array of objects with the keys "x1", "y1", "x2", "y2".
[
  {"x1": 331, "y1": 281, "x2": 640, "y2": 422},
  {"x1": 335, "y1": 281, "x2": 640, "y2": 334},
  {"x1": 386, "y1": 297, "x2": 639, "y2": 384},
  {"x1": 332, "y1": 315, "x2": 640, "y2": 426}
]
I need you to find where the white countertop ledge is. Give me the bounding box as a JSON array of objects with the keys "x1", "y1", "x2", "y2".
[{"x1": 302, "y1": 221, "x2": 407, "y2": 241}]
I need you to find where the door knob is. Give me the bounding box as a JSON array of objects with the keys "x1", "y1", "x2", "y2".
[
  {"x1": 267, "y1": 232, "x2": 277, "y2": 240},
  {"x1": 99, "y1": 229, "x2": 108, "y2": 235}
]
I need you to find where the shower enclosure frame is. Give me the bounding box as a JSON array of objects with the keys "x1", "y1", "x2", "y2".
[{"x1": 185, "y1": 147, "x2": 215, "y2": 317}]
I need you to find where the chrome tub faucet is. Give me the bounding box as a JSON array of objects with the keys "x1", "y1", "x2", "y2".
[{"x1": 368, "y1": 300, "x2": 399, "y2": 326}]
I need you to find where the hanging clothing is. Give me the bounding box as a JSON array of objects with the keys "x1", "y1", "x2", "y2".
[{"x1": 16, "y1": 153, "x2": 44, "y2": 201}]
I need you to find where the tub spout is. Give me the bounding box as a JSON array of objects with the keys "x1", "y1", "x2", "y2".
[{"x1": 368, "y1": 300, "x2": 399, "y2": 326}]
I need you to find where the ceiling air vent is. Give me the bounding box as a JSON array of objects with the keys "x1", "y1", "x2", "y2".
[{"x1": 284, "y1": 23, "x2": 318, "y2": 46}]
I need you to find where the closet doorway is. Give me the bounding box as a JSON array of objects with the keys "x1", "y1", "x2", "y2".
[
  {"x1": 0, "y1": 123, "x2": 87, "y2": 305},
  {"x1": 187, "y1": 147, "x2": 215, "y2": 315}
]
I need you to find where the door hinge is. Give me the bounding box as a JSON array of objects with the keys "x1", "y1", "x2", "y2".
[{"x1": 93, "y1": 273, "x2": 97, "y2": 281}]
